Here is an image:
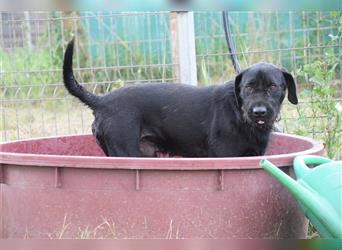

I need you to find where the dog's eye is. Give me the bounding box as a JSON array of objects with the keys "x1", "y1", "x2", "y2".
[
  {"x1": 270, "y1": 84, "x2": 278, "y2": 91},
  {"x1": 245, "y1": 86, "x2": 253, "y2": 93}
]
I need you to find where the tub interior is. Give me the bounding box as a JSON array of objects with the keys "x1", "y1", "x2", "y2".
[{"x1": 1, "y1": 133, "x2": 313, "y2": 157}]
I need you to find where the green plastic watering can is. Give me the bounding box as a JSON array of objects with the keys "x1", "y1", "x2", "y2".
[{"x1": 260, "y1": 155, "x2": 342, "y2": 239}]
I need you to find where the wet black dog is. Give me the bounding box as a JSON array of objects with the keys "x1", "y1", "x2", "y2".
[{"x1": 63, "y1": 39, "x2": 298, "y2": 157}]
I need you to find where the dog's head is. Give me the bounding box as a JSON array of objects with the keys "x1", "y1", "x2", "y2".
[{"x1": 234, "y1": 63, "x2": 298, "y2": 129}]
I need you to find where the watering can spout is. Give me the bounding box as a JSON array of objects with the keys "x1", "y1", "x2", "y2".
[
  {"x1": 259, "y1": 159, "x2": 313, "y2": 200},
  {"x1": 260, "y1": 158, "x2": 342, "y2": 239}
]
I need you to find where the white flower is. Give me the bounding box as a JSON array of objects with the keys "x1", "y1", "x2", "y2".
[{"x1": 335, "y1": 103, "x2": 342, "y2": 112}]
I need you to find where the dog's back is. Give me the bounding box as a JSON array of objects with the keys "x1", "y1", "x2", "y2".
[{"x1": 63, "y1": 39, "x2": 297, "y2": 157}]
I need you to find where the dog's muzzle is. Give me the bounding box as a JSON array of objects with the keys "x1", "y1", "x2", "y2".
[
  {"x1": 246, "y1": 103, "x2": 275, "y2": 127},
  {"x1": 252, "y1": 105, "x2": 267, "y2": 125}
]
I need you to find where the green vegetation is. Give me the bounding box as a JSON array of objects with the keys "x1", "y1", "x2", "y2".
[{"x1": 282, "y1": 14, "x2": 341, "y2": 160}]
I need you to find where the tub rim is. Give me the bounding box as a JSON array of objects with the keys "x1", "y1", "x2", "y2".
[{"x1": 0, "y1": 132, "x2": 324, "y2": 170}]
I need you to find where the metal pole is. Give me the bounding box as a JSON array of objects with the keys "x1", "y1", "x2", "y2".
[{"x1": 170, "y1": 11, "x2": 197, "y2": 86}]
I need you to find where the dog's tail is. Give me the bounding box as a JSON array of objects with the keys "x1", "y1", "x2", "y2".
[{"x1": 63, "y1": 39, "x2": 99, "y2": 109}]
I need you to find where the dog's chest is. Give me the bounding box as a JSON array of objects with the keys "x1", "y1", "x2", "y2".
[{"x1": 242, "y1": 130, "x2": 270, "y2": 156}]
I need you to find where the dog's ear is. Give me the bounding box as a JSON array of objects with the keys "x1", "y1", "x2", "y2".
[
  {"x1": 281, "y1": 68, "x2": 298, "y2": 105},
  {"x1": 234, "y1": 70, "x2": 244, "y2": 106}
]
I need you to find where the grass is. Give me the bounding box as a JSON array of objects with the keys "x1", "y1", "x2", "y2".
[
  {"x1": 22, "y1": 214, "x2": 183, "y2": 239},
  {"x1": 2, "y1": 12, "x2": 340, "y2": 95},
  {"x1": 1, "y1": 100, "x2": 93, "y2": 141},
  {"x1": 24, "y1": 215, "x2": 118, "y2": 239}
]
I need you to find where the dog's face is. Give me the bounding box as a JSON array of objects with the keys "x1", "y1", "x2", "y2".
[{"x1": 234, "y1": 63, "x2": 298, "y2": 129}]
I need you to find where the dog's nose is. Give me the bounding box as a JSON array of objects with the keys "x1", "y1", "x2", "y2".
[{"x1": 252, "y1": 106, "x2": 267, "y2": 117}]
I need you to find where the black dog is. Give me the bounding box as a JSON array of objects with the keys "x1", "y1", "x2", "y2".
[{"x1": 63, "y1": 39, "x2": 298, "y2": 157}]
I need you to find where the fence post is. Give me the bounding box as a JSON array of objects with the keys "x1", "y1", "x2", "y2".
[
  {"x1": 24, "y1": 11, "x2": 32, "y2": 50},
  {"x1": 170, "y1": 11, "x2": 198, "y2": 86}
]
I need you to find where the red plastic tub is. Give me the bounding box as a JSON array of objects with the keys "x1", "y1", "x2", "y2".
[{"x1": 0, "y1": 132, "x2": 323, "y2": 238}]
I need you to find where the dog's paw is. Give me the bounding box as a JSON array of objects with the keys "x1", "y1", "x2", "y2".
[
  {"x1": 156, "y1": 152, "x2": 171, "y2": 158},
  {"x1": 156, "y1": 152, "x2": 182, "y2": 158}
]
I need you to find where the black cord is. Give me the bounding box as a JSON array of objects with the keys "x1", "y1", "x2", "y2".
[
  {"x1": 222, "y1": 11, "x2": 241, "y2": 74},
  {"x1": 222, "y1": 12, "x2": 282, "y2": 132}
]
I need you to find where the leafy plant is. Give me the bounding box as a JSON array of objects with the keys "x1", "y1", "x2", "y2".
[{"x1": 295, "y1": 16, "x2": 341, "y2": 159}]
